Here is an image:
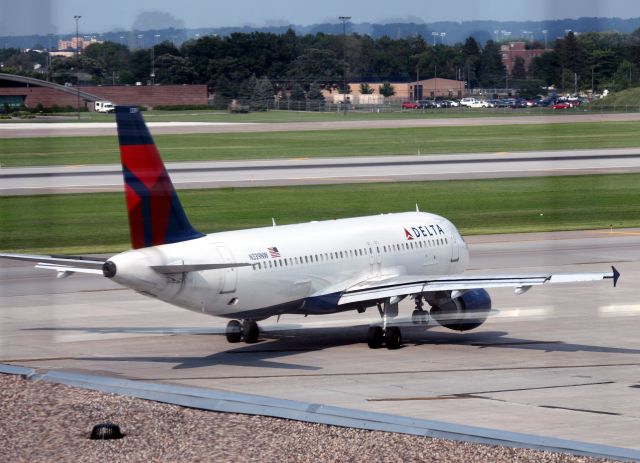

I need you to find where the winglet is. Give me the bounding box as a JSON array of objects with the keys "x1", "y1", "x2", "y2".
[{"x1": 611, "y1": 266, "x2": 620, "y2": 287}]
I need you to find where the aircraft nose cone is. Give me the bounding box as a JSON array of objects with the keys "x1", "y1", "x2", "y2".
[{"x1": 102, "y1": 260, "x2": 117, "y2": 278}]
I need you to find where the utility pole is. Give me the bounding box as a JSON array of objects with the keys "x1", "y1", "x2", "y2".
[
  {"x1": 151, "y1": 34, "x2": 160, "y2": 84},
  {"x1": 74, "y1": 15, "x2": 81, "y2": 120},
  {"x1": 339, "y1": 16, "x2": 351, "y2": 112}
]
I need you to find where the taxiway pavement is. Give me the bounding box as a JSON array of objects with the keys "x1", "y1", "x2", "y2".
[
  {"x1": 1, "y1": 229, "x2": 639, "y2": 449},
  {"x1": 2, "y1": 112, "x2": 640, "y2": 138},
  {"x1": 2, "y1": 148, "x2": 640, "y2": 195}
]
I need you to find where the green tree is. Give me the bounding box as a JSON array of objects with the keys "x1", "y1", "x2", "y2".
[
  {"x1": 83, "y1": 41, "x2": 130, "y2": 83},
  {"x1": 610, "y1": 60, "x2": 639, "y2": 91},
  {"x1": 379, "y1": 81, "x2": 395, "y2": 97},
  {"x1": 213, "y1": 74, "x2": 234, "y2": 109},
  {"x1": 251, "y1": 76, "x2": 274, "y2": 110},
  {"x1": 288, "y1": 82, "x2": 306, "y2": 103},
  {"x1": 530, "y1": 51, "x2": 560, "y2": 87},
  {"x1": 359, "y1": 82, "x2": 374, "y2": 94},
  {"x1": 288, "y1": 48, "x2": 343, "y2": 87},
  {"x1": 154, "y1": 54, "x2": 197, "y2": 84},
  {"x1": 478, "y1": 40, "x2": 506, "y2": 88},
  {"x1": 511, "y1": 56, "x2": 527, "y2": 80},
  {"x1": 307, "y1": 82, "x2": 325, "y2": 111}
]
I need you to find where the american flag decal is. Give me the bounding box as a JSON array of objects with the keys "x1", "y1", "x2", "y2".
[{"x1": 267, "y1": 246, "x2": 281, "y2": 258}]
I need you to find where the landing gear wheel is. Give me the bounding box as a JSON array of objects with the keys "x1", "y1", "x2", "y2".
[
  {"x1": 242, "y1": 319, "x2": 259, "y2": 344},
  {"x1": 385, "y1": 327, "x2": 402, "y2": 350},
  {"x1": 367, "y1": 326, "x2": 384, "y2": 349},
  {"x1": 411, "y1": 310, "x2": 428, "y2": 325},
  {"x1": 225, "y1": 320, "x2": 242, "y2": 343}
]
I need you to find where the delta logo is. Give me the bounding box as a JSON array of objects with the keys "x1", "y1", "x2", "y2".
[{"x1": 404, "y1": 224, "x2": 446, "y2": 240}]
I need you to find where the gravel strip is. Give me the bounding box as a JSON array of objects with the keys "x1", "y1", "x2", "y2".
[{"x1": 0, "y1": 374, "x2": 619, "y2": 463}]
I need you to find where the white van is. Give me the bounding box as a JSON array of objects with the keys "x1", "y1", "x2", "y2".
[{"x1": 95, "y1": 101, "x2": 115, "y2": 113}]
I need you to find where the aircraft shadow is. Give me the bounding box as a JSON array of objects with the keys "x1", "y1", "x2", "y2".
[{"x1": 23, "y1": 325, "x2": 640, "y2": 371}]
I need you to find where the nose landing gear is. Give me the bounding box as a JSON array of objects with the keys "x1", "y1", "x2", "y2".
[{"x1": 225, "y1": 319, "x2": 259, "y2": 344}]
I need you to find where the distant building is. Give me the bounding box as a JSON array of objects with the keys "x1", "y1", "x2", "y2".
[
  {"x1": 57, "y1": 36, "x2": 103, "y2": 52},
  {"x1": 324, "y1": 78, "x2": 465, "y2": 102},
  {"x1": 500, "y1": 42, "x2": 546, "y2": 75},
  {"x1": 0, "y1": 73, "x2": 208, "y2": 110}
]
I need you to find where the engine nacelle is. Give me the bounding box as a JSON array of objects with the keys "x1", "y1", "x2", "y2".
[{"x1": 428, "y1": 288, "x2": 491, "y2": 332}]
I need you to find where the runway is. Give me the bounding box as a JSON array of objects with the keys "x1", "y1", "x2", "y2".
[
  {"x1": 2, "y1": 112, "x2": 640, "y2": 138},
  {"x1": 2, "y1": 148, "x2": 640, "y2": 195},
  {"x1": 1, "y1": 229, "x2": 639, "y2": 449}
]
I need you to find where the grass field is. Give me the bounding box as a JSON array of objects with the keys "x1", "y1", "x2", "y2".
[
  {"x1": 1, "y1": 107, "x2": 581, "y2": 124},
  {"x1": 2, "y1": 121, "x2": 640, "y2": 167},
  {"x1": 2, "y1": 174, "x2": 639, "y2": 254}
]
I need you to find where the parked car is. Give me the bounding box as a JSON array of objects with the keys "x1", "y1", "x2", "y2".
[
  {"x1": 417, "y1": 100, "x2": 436, "y2": 108},
  {"x1": 461, "y1": 98, "x2": 490, "y2": 108},
  {"x1": 401, "y1": 101, "x2": 420, "y2": 109},
  {"x1": 552, "y1": 102, "x2": 572, "y2": 110}
]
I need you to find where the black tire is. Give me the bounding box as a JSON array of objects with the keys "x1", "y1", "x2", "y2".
[
  {"x1": 225, "y1": 320, "x2": 242, "y2": 343},
  {"x1": 367, "y1": 326, "x2": 384, "y2": 349},
  {"x1": 243, "y1": 320, "x2": 259, "y2": 344},
  {"x1": 385, "y1": 327, "x2": 402, "y2": 350}
]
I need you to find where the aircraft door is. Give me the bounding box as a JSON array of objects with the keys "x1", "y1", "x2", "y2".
[
  {"x1": 450, "y1": 234, "x2": 460, "y2": 262},
  {"x1": 368, "y1": 241, "x2": 382, "y2": 274},
  {"x1": 215, "y1": 244, "x2": 238, "y2": 293}
]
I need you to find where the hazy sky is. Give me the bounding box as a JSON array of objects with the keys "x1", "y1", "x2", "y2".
[{"x1": 3, "y1": 0, "x2": 640, "y2": 36}]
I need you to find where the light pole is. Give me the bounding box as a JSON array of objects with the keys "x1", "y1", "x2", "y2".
[
  {"x1": 74, "y1": 15, "x2": 81, "y2": 120},
  {"x1": 440, "y1": 32, "x2": 446, "y2": 45},
  {"x1": 542, "y1": 29, "x2": 548, "y2": 48},
  {"x1": 151, "y1": 34, "x2": 160, "y2": 84},
  {"x1": 431, "y1": 31, "x2": 439, "y2": 46},
  {"x1": 339, "y1": 16, "x2": 351, "y2": 110}
]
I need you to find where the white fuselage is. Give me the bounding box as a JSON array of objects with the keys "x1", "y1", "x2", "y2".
[{"x1": 108, "y1": 212, "x2": 469, "y2": 320}]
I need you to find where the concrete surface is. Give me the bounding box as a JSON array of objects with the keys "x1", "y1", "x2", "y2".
[{"x1": 1, "y1": 229, "x2": 639, "y2": 449}]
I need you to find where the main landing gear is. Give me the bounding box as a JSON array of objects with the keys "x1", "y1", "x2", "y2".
[
  {"x1": 367, "y1": 299, "x2": 402, "y2": 350},
  {"x1": 411, "y1": 295, "x2": 429, "y2": 325},
  {"x1": 225, "y1": 319, "x2": 259, "y2": 344}
]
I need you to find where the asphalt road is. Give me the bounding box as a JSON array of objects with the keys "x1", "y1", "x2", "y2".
[
  {"x1": 3, "y1": 148, "x2": 640, "y2": 195},
  {"x1": 1, "y1": 229, "x2": 639, "y2": 450},
  {"x1": 2, "y1": 112, "x2": 640, "y2": 138}
]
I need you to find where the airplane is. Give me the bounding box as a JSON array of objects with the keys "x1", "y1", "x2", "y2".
[{"x1": 0, "y1": 105, "x2": 620, "y2": 350}]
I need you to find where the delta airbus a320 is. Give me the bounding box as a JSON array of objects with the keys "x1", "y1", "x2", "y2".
[{"x1": 0, "y1": 106, "x2": 620, "y2": 349}]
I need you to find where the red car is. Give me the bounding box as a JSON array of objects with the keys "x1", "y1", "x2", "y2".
[
  {"x1": 401, "y1": 101, "x2": 420, "y2": 109},
  {"x1": 552, "y1": 102, "x2": 571, "y2": 109}
]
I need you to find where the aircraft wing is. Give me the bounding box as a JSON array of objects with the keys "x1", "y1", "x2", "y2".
[
  {"x1": 337, "y1": 267, "x2": 620, "y2": 305},
  {"x1": 0, "y1": 253, "x2": 105, "y2": 276}
]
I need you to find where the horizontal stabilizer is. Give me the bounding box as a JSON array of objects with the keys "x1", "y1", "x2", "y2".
[
  {"x1": 150, "y1": 262, "x2": 252, "y2": 274},
  {"x1": 35, "y1": 263, "x2": 104, "y2": 275},
  {"x1": 0, "y1": 253, "x2": 105, "y2": 270}
]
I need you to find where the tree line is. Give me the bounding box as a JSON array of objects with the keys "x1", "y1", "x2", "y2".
[{"x1": 3, "y1": 28, "x2": 640, "y2": 106}]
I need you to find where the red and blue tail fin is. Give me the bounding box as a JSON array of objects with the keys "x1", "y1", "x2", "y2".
[{"x1": 115, "y1": 106, "x2": 204, "y2": 249}]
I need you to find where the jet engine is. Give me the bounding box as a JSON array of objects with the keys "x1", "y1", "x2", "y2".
[{"x1": 427, "y1": 289, "x2": 491, "y2": 332}]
